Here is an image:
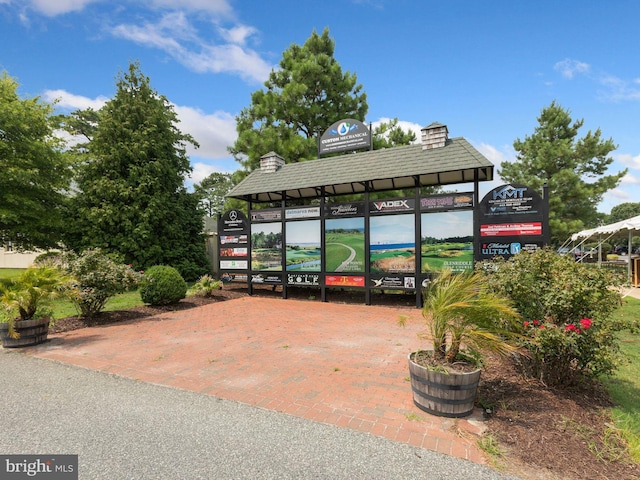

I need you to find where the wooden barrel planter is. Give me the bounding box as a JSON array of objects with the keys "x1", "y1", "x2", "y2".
[
  {"x1": 0, "y1": 317, "x2": 50, "y2": 348},
  {"x1": 408, "y1": 352, "x2": 481, "y2": 418}
]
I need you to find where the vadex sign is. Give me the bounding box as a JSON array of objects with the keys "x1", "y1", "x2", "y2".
[{"x1": 370, "y1": 199, "x2": 415, "y2": 214}]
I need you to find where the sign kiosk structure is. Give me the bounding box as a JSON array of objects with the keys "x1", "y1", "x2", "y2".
[{"x1": 219, "y1": 121, "x2": 548, "y2": 307}]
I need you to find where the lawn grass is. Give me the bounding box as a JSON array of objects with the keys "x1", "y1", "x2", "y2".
[
  {"x1": 603, "y1": 296, "x2": 640, "y2": 462},
  {"x1": 0, "y1": 268, "x2": 25, "y2": 279}
]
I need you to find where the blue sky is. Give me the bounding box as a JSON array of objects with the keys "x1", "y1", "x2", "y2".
[{"x1": 2, "y1": 0, "x2": 639, "y2": 214}]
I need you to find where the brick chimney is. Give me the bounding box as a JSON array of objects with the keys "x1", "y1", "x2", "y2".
[
  {"x1": 259, "y1": 152, "x2": 285, "y2": 173},
  {"x1": 421, "y1": 122, "x2": 448, "y2": 150}
]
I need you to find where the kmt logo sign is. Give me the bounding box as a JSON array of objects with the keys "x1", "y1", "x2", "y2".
[{"x1": 492, "y1": 185, "x2": 527, "y2": 200}]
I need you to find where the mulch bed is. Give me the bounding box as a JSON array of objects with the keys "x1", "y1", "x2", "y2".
[{"x1": 49, "y1": 285, "x2": 639, "y2": 480}]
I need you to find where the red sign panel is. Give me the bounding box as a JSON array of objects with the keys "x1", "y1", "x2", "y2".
[
  {"x1": 325, "y1": 275, "x2": 366, "y2": 287},
  {"x1": 480, "y1": 222, "x2": 542, "y2": 237}
]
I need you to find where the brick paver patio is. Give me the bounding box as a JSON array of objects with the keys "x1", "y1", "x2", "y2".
[{"x1": 27, "y1": 296, "x2": 488, "y2": 464}]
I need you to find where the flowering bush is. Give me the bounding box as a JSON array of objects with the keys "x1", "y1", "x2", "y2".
[
  {"x1": 482, "y1": 248, "x2": 638, "y2": 386},
  {"x1": 66, "y1": 249, "x2": 142, "y2": 318},
  {"x1": 517, "y1": 316, "x2": 622, "y2": 385}
]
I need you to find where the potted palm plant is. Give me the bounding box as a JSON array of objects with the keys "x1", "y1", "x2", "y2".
[
  {"x1": 0, "y1": 266, "x2": 72, "y2": 348},
  {"x1": 400, "y1": 269, "x2": 520, "y2": 417}
]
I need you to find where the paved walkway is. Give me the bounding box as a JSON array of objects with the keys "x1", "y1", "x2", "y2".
[{"x1": 27, "y1": 296, "x2": 490, "y2": 464}]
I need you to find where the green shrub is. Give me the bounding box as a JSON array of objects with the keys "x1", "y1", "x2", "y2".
[
  {"x1": 66, "y1": 249, "x2": 142, "y2": 318},
  {"x1": 140, "y1": 266, "x2": 187, "y2": 305},
  {"x1": 482, "y1": 248, "x2": 637, "y2": 386},
  {"x1": 192, "y1": 274, "x2": 221, "y2": 298}
]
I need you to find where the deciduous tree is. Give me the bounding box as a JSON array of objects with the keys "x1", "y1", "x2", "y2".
[{"x1": 0, "y1": 72, "x2": 73, "y2": 250}]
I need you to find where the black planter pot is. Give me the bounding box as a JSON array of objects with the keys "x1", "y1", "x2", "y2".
[
  {"x1": 0, "y1": 317, "x2": 50, "y2": 348},
  {"x1": 408, "y1": 352, "x2": 481, "y2": 418}
]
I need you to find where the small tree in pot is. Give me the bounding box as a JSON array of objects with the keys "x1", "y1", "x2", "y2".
[
  {"x1": 400, "y1": 269, "x2": 520, "y2": 417},
  {"x1": 0, "y1": 266, "x2": 72, "y2": 347}
]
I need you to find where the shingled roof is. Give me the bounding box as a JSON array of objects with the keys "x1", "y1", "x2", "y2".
[{"x1": 226, "y1": 136, "x2": 494, "y2": 203}]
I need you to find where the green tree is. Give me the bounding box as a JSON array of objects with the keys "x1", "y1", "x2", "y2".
[
  {"x1": 193, "y1": 172, "x2": 234, "y2": 217},
  {"x1": 608, "y1": 202, "x2": 640, "y2": 223},
  {"x1": 66, "y1": 63, "x2": 209, "y2": 280},
  {"x1": 499, "y1": 101, "x2": 625, "y2": 245},
  {"x1": 0, "y1": 72, "x2": 73, "y2": 250},
  {"x1": 228, "y1": 28, "x2": 368, "y2": 174},
  {"x1": 372, "y1": 118, "x2": 417, "y2": 149}
]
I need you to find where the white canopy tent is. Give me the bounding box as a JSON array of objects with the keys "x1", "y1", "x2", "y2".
[{"x1": 570, "y1": 214, "x2": 640, "y2": 287}]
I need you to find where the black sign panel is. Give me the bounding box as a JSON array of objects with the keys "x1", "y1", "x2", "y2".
[
  {"x1": 219, "y1": 209, "x2": 249, "y2": 234},
  {"x1": 478, "y1": 184, "x2": 543, "y2": 218},
  {"x1": 369, "y1": 198, "x2": 416, "y2": 214},
  {"x1": 475, "y1": 184, "x2": 548, "y2": 262},
  {"x1": 287, "y1": 273, "x2": 320, "y2": 286},
  {"x1": 319, "y1": 118, "x2": 371, "y2": 155},
  {"x1": 324, "y1": 202, "x2": 365, "y2": 217},
  {"x1": 251, "y1": 273, "x2": 283, "y2": 285}
]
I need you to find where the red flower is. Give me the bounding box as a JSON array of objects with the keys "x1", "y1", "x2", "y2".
[
  {"x1": 579, "y1": 318, "x2": 592, "y2": 330},
  {"x1": 533, "y1": 320, "x2": 540, "y2": 326},
  {"x1": 539, "y1": 325, "x2": 545, "y2": 329},
  {"x1": 565, "y1": 324, "x2": 576, "y2": 332},
  {"x1": 523, "y1": 321, "x2": 530, "y2": 327}
]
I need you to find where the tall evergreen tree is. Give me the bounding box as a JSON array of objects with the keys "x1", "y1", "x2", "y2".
[
  {"x1": 66, "y1": 63, "x2": 208, "y2": 280},
  {"x1": 228, "y1": 28, "x2": 368, "y2": 175},
  {"x1": 0, "y1": 71, "x2": 73, "y2": 250},
  {"x1": 499, "y1": 101, "x2": 625, "y2": 245}
]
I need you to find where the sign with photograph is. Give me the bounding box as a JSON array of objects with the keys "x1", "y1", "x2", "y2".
[
  {"x1": 370, "y1": 214, "x2": 415, "y2": 273},
  {"x1": 251, "y1": 222, "x2": 282, "y2": 271},
  {"x1": 325, "y1": 217, "x2": 365, "y2": 273},
  {"x1": 286, "y1": 220, "x2": 321, "y2": 271},
  {"x1": 421, "y1": 210, "x2": 474, "y2": 273}
]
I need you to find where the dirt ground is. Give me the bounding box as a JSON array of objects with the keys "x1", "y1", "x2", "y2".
[{"x1": 50, "y1": 285, "x2": 640, "y2": 480}]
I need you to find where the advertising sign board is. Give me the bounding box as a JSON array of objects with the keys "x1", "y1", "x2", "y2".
[
  {"x1": 319, "y1": 118, "x2": 371, "y2": 155},
  {"x1": 475, "y1": 184, "x2": 548, "y2": 261}
]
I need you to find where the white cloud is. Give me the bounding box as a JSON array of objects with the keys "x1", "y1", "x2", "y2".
[
  {"x1": 110, "y1": 14, "x2": 272, "y2": 83},
  {"x1": 217, "y1": 24, "x2": 257, "y2": 45},
  {"x1": 172, "y1": 105, "x2": 236, "y2": 159},
  {"x1": 148, "y1": 0, "x2": 232, "y2": 16},
  {"x1": 554, "y1": 58, "x2": 590, "y2": 79},
  {"x1": 371, "y1": 117, "x2": 422, "y2": 144},
  {"x1": 620, "y1": 171, "x2": 640, "y2": 185},
  {"x1": 24, "y1": 0, "x2": 99, "y2": 16},
  {"x1": 189, "y1": 162, "x2": 221, "y2": 183},
  {"x1": 616, "y1": 153, "x2": 640, "y2": 170},
  {"x1": 597, "y1": 75, "x2": 640, "y2": 102},
  {"x1": 43, "y1": 89, "x2": 108, "y2": 110},
  {"x1": 42, "y1": 89, "x2": 237, "y2": 163}
]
